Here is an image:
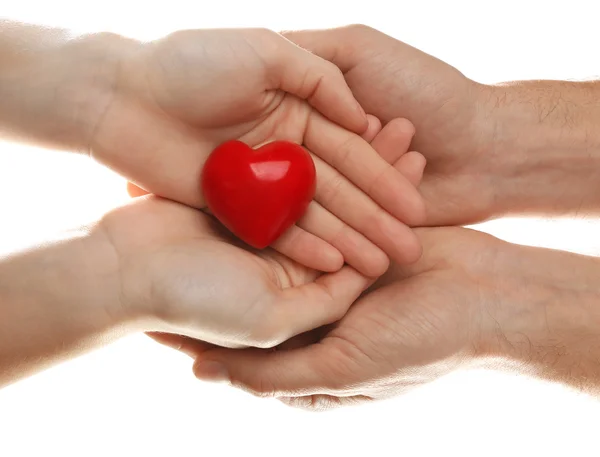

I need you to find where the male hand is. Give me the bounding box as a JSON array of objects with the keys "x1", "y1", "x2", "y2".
[
  {"x1": 283, "y1": 25, "x2": 500, "y2": 225},
  {"x1": 188, "y1": 225, "x2": 600, "y2": 409}
]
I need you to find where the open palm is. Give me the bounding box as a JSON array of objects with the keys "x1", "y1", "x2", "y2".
[{"x1": 92, "y1": 28, "x2": 424, "y2": 276}]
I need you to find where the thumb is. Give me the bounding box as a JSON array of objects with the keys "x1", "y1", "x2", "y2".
[
  {"x1": 193, "y1": 343, "x2": 338, "y2": 397},
  {"x1": 252, "y1": 266, "x2": 372, "y2": 347},
  {"x1": 260, "y1": 30, "x2": 368, "y2": 134}
]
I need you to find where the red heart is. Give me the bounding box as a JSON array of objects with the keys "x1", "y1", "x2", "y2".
[{"x1": 201, "y1": 140, "x2": 316, "y2": 249}]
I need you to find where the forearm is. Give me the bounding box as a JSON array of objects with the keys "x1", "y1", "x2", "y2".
[
  {"x1": 0, "y1": 20, "x2": 128, "y2": 154},
  {"x1": 0, "y1": 227, "x2": 135, "y2": 388},
  {"x1": 483, "y1": 80, "x2": 600, "y2": 217},
  {"x1": 478, "y1": 242, "x2": 600, "y2": 395}
]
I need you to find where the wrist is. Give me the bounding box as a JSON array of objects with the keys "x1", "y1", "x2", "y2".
[
  {"x1": 0, "y1": 227, "x2": 138, "y2": 386},
  {"x1": 474, "y1": 242, "x2": 600, "y2": 392},
  {"x1": 0, "y1": 26, "x2": 139, "y2": 154},
  {"x1": 478, "y1": 81, "x2": 600, "y2": 218}
]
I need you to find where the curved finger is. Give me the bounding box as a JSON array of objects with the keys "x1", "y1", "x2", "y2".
[
  {"x1": 268, "y1": 265, "x2": 372, "y2": 342},
  {"x1": 370, "y1": 118, "x2": 415, "y2": 164},
  {"x1": 312, "y1": 155, "x2": 422, "y2": 265},
  {"x1": 194, "y1": 336, "x2": 336, "y2": 397},
  {"x1": 271, "y1": 224, "x2": 344, "y2": 272},
  {"x1": 261, "y1": 30, "x2": 368, "y2": 134},
  {"x1": 394, "y1": 151, "x2": 426, "y2": 187},
  {"x1": 361, "y1": 114, "x2": 382, "y2": 143},
  {"x1": 305, "y1": 111, "x2": 426, "y2": 226},
  {"x1": 146, "y1": 332, "x2": 214, "y2": 359},
  {"x1": 296, "y1": 200, "x2": 389, "y2": 277}
]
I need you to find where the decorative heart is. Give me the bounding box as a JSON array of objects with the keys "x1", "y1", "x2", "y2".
[{"x1": 201, "y1": 140, "x2": 316, "y2": 249}]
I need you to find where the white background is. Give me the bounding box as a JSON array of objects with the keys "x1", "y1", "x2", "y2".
[{"x1": 1, "y1": 0, "x2": 600, "y2": 456}]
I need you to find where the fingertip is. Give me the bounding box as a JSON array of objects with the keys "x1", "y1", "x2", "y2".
[
  {"x1": 410, "y1": 151, "x2": 427, "y2": 174},
  {"x1": 386, "y1": 117, "x2": 416, "y2": 139},
  {"x1": 350, "y1": 100, "x2": 370, "y2": 134},
  {"x1": 394, "y1": 151, "x2": 427, "y2": 186},
  {"x1": 359, "y1": 248, "x2": 390, "y2": 278},
  {"x1": 394, "y1": 228, "x2": 424, "y2": 265},
  {"x1": 361, "y1": 114, "x2": 382, "y2": 143},
  {"x1": 396, "y1": 177, "x2": 428, "y2": 227},
  {"x1": 408, "y1": 194, "x2": 428, "y2": 227},
  {"x1": 320, "y1": 246, "x2": 345, "y2": 272},
  {"x1": 404, "y1": 232, "x2": 424, "y2": 265}
]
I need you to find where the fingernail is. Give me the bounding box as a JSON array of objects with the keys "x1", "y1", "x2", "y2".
[
  {"x1": 194, "y1": 361, "x2": 230, "y2": 384},
  {"x1": 356, "y1": 101, "x2": 368, "y2": 121}
]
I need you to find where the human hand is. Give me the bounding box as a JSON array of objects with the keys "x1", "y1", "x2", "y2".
[
  {"x1": 96, "y1": 195, "x2": 376, "y2": 349},
  {"x1": 283, "y1": 25, "x2": 502, "y2": 226},
  {"x1": 187, "y1": 226, "x2": 600, "y2": 408},
  {"x1": 0, "y1": 188, "x2": 377, "y2": 388},
  {"x1": 89, "y1": 28, "x2": 425, "y2": 275},
  {"x1": 104, "y1": 115, "x2": 425, "y2": 348}
]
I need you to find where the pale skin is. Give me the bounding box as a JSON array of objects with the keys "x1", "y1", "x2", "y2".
[
  {"x1": 0, "y1": 20, "x2": 426, "y2": 388},
  {"x1": 3, "y1": 20, "x2": 600, "y2": 407},
  {"x1": 0, "y1": 117, "x2": 422, "y2": 389},
  {"x1": 175, "y1": 26, "x2": 600, "y2": 409},
  {"x1": 0, "y1": 21, "x2": 426, "y2": 277}
]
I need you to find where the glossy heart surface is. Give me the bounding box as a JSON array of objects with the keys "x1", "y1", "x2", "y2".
[{"x1": 201, "y1": 140, "x2": 316, "y2": 248}]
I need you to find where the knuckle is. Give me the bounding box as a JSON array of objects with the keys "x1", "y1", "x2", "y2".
[
  {"x1": 365, "y1": 166, "x2": 391, "y2": 198},
  {"x1": 333, "y1": 136, "x2": 358, "y2": 169},
  {"x1": 318, "y1": 173, "x2": 347, "y2": 207}
]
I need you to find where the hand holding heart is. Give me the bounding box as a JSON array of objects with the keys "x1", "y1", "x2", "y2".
[
  {"x1": 94, "y1": 28, "x2": 424, "y2": 276},
  {"x1": 113, "y1": 120, "x2": 425, "y2": 349},
  {"x1": 201, "y1": 140, "x2": 316, "y2": 249}
]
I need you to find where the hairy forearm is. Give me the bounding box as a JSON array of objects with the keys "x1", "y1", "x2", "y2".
[
  {"x1": 0, "y1": 228, "x2": 133, "y2": 388},
  {"x1": 0, "y1": 20, "x2": 127, "y2": 154},
  {"x1": 478, "y1": 241, "x2": 600, "y2": 395},
  {"x1": 483, "y1": 80, "x2": 600, "y2": 217}
]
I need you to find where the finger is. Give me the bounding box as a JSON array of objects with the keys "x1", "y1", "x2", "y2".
[
  {"x1": 282, "y1": 25, "x2": 378, "y2": 72},
  {"x1": 312, "y1": 154, "x2": 422, "y2": 265},
  {"x1": 270, "y1": 265, "x2": 372, "y2": 341},
  {"x1": 305, "y1": 111, "x2": 426, "y2": 226},
  {"x1": 271, "y1": 224, "x2": 344, "y2": 272},
  {"x1": 295, "y1": 200, "x2": 389, "y2": 277},
  {"x1": 146, "y1": 332, "x2": 215, "y2": 359},
  {"x1": 127, "y1": 181, "x2": 150, "y2": 197},
  {"x1": 370, "y1": 118, "x2": 415, "y2": 164},
  {"x1": 262, "y1": 30, "x2": 368, "y2": 134},
  {"x1": 360, "y1": 114, "x2": 382, "y2": 143},
  {"x1": 194, "y1": 341, "x2": 334, "y2": 397},
  {"x1": 394, "y1": 151, "x2": 426, "y2": 187},
  {"x1": 368, "y1": 118, "x2": 425, "y2": 187}
]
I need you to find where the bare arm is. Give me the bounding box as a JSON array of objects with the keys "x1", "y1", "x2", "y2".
[
  {"x1": 0, "y1": 20, "x2": 126, "y2": 154},
  {"x1": 0, "y1": 228, "x2": 132, "y2": 388},
  {"x1": 484, "y1": 80, "x2": 600, "y2": 217}
]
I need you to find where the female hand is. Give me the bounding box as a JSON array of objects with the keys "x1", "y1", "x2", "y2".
[{"x1": 88, "y1": 28, "x2": 425, "y2": 275}]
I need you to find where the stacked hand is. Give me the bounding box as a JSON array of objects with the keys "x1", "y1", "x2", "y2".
[
  {"x1": 2, "y1": 21, "x2": 600, "y2": 408},
  {"x1": 91, "y1": 28, "x2": 425, "y2": 275},
  {"x1": 161, "y1": 26, "x2": 600, "y2": 407}
]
